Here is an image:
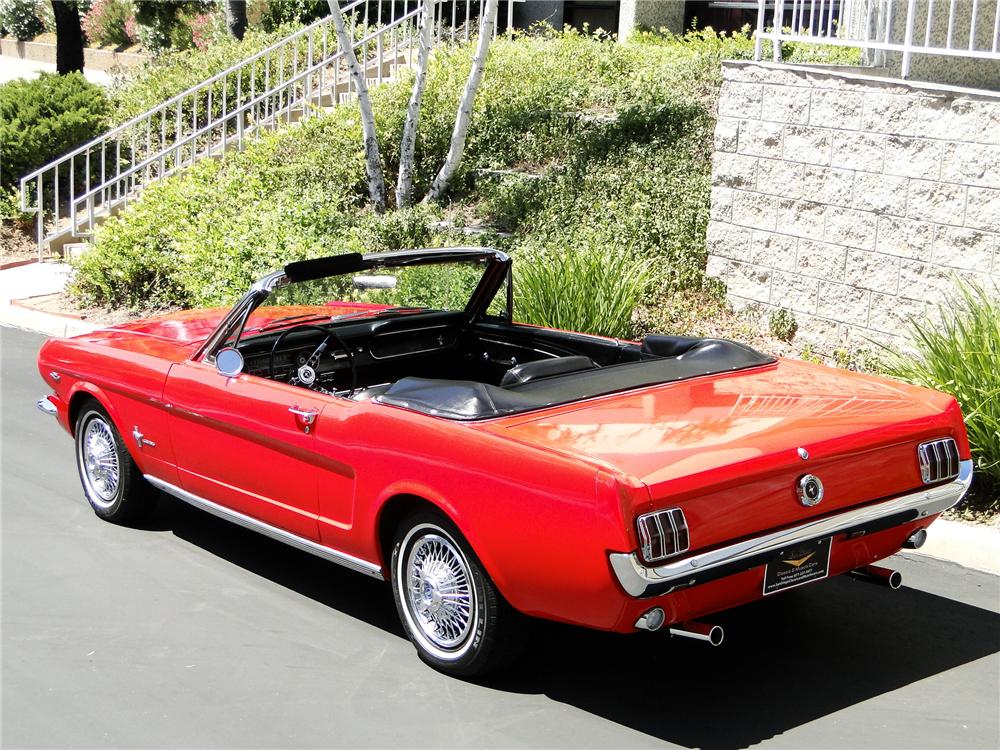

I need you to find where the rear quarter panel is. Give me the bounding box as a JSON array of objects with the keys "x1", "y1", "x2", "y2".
[{"x1": 330, "y1": 404, "x2": 643, "y2": 630}]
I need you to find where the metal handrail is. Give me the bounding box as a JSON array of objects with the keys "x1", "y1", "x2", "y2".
[
  {"x1": 754, "y1": 0, "x2": 1000, "y2": 76},
  {"x1": 20, "y1": 0, "x2": 513, "y2": 259},
  {"x1": 18, "y1": 0, "x2": 421, "y2": 258}
]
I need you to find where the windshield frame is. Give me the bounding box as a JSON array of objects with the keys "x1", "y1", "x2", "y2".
[{"x1": 194, "y1": 247, "x2": 511, "y2": 363}]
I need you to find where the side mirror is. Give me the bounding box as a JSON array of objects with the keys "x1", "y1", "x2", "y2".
[{"x1": 216, "y1": 347, "x2": 245, "y2": 378}]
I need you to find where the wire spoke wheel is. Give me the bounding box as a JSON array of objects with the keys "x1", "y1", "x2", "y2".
[
  {"x1": 405, "y1": 533, "x2": 475, "y2": 650},
  {"x1": 80, "y1": 417, "x2": 120, "y2": 506}
]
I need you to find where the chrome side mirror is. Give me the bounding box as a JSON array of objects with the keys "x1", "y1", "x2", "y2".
[{"x1": 216, "y1": 347, "x2": 245, "y2": 378}]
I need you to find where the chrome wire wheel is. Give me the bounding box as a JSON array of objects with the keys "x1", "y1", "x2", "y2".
[
  {"x1": 399, "y1": 526, "x2": 478, "y2": 659},
  {"x1": 79, "y1": 417, "x2": 120, "y2": 507}
]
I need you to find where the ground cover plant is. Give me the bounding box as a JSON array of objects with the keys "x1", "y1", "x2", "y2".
[{"x1": 73, "y1": 26, "x2": 759, "y2": 334}]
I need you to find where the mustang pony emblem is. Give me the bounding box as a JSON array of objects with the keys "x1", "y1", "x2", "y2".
[{"x1": 797, "y1": 474, "x2": 825, "y2": 507}]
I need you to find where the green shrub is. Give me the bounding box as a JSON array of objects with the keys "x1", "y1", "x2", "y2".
[
  {"x1": 516, "y1": 246, "x2": 653, "y2": 339},
  {"x1": 82, "y1": 0, "x2": 137, "y2": 48},
  {"x1": 133, "y1": 0, "x2": 206, "y2": 53},
  {"x1": 0, "y1": 0, "x2": 44, "y2": 39},
  {"x1": 259, "y1": 0, "x2": 327, "y2": 31},
  {"x1": 769, "y1": 308, "x2": 797, "y2": 342},
  {"x1": 882, "y1": 282, "x2": 1000, "y2": 507},
  {"x1": 109, "y1": 26, "x2": 296, "y2": 123},
  {"x1": 0, "y1": 73, "x2": 109, "y2": 190},
  {"x1": 76, "y1": 29, "x2": 743, "y2": 320}
]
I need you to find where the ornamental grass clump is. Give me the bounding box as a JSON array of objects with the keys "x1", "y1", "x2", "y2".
[
  {"x1": 882, "y1": 282, "x2": 1000, "y2": 510},
  {"x1": 516, "y1": 247, "x2": 653, "y2": 340}
]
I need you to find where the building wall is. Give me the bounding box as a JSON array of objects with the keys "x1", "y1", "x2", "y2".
[{"x1": 706, "y1": 61, "x2": 1000, "y2": 353}]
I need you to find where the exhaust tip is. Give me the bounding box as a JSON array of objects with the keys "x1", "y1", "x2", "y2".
[
  {"x1": 887, "y1": 570, "x2": 903, "y2": 589},
  {"x1": 904, "y1": 528, "x2": 928, "y2": 549},
  {"x1": 707, "y1": 624, "x2": 725, "y2": 646},
  {"x1": 668, "y1": 620, "x2": 724, "y2": 646},
  {"x1": 635, "y1": 607, "x2": 666, "y2": 632}
]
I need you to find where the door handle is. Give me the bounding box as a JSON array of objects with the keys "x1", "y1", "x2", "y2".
[{"x1": 288, "y1": 406, "x2": 318, "y2": 431}]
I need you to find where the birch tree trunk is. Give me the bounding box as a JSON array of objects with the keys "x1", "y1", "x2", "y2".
[
  {"x1": 424, "y1": 0, "x2": 499, "y2": 203},
  {"x1": 326, "y1": 0, "x2": 388, "y2": 213},
  {"x1": 396, "y1": 0, "x2": 436, "y2": 209}
]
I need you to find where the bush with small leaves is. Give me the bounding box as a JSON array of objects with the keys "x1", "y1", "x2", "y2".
[
  {"x1": 768, "y1": 308, "x2": 797, "y2": 342},
  {"x1": 0, "y1": 0, "x2": 44, "y2": 40}
]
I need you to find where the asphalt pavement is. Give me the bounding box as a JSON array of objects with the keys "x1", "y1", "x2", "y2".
[{"x1": 3, "y1": 325, "x2": 999, "y2": 749}]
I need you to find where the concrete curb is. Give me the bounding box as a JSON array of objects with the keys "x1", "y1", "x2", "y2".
[
  {"x1": 0, "y1": 303, "x2": 99, "y2": 338},
  {"x1": 911, "y1": 518, "x2": 1000, "y2": 575},
  {"x1": 1, "y1": 296, "x2": 997, "y2": 577}
]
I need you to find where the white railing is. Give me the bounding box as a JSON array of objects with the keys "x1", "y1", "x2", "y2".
[
  {"x1": 18, "y1": 0, "x2": 516, "y2": 259},
  {"x1": 754, "y1": 0, "x2": 1000, "y2": 77}
]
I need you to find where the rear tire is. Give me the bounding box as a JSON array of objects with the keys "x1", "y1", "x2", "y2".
[
  {"x1": 74, "y1": 403, "x2": 156, "y2": 523},
  {"x1": 390, "y1": 510, "x2": 526, "y2": 677}
]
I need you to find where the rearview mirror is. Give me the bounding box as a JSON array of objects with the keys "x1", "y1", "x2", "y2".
[
  {"x1": 353, "y1": 274, "x2": 397, "y2": 290},
  {"x1": 216, "y1": 347, "x2": 245, "y2": 378}
]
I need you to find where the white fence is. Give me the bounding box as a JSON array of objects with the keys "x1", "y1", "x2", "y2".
[
  {"x1": 18, "y1": 0, "x2": 516, "y2": 259},
  {"x1": 754, "y1": 0, "x2": 1000, "y2": 77}
]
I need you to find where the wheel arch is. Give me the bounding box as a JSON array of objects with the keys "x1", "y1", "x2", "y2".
[{"x1": 372, "y1": 487, "x2": 514, "y2": 608}]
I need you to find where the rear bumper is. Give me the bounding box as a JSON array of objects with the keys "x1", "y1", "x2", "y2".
[{"x1": 610, "y1": 459, "x2": 973, "y2": 598}]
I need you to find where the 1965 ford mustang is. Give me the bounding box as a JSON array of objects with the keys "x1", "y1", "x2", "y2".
[{"x1": 37, "y1": 247, "x2": 972, "y2": 675}]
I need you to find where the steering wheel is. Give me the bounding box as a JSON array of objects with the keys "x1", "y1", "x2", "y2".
[{"x1": 268, "y1": 324, "x2": 357, "y2": 396}]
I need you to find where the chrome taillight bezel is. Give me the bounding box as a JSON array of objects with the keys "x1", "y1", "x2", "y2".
[
  {"x1": 917, "y1": 437, "x2": 960, "y2": 484},
  {"x1": 636, "y1": 507, "x2": 690, "y2": 564}
]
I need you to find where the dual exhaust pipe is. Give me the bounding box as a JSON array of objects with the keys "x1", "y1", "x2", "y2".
[
  {"x1": 636, "y1": 559, "x2": 909, "y2": 643},
  {"x1": 634, "y1": 608, "x2": 724, "y2": 646}
]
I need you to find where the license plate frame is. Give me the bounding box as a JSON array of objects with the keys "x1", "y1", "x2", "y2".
[{"x1": 763, "y1": 536, "x2": 833, "y2": 595}]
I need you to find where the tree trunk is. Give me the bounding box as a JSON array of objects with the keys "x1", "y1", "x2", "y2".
[
  {"x1": 224, "y1": 1, "x2": 248, "y2": 41},
  {"x1": 396, "y1": 0, "x2": 436, "y2": 209},
  {"x1": 326, "y1": 0, "x2": 387, "y2": 213},
  {"x1": 424, "y1": 0, "x2": 498, "y2": 203},
  {"x1": 52, "y1": 1, "x2": 85, "y2": 75}
]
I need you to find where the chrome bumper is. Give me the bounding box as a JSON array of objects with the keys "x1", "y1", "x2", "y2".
[
  {"x1": 36, "y1": 396, "x2": 57, "y2": 416},
  {"x1": 610, "y1": 459, "x2": 974, "y2": 598}
]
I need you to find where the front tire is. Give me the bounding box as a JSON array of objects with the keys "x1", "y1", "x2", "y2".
[
  {"x1": 390, "y1": 511, "x2": 525, "y2": 677},
  {"x1": 74, "y1": 403, "x2": 156, "y2": 523}
]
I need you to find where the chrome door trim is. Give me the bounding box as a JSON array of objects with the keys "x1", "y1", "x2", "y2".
[
  {"x1": 610, "y1": 459, "x2": 973, "y2": 598},
  {"x1": 145, "y1": 475, "x2": 384, "y2": 580}
]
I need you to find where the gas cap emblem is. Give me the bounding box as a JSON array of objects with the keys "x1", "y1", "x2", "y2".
[{"x1": 796, "y1": 474, "x2": 824, "y2": 507}]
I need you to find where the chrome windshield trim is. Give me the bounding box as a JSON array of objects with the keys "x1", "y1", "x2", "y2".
[
  {"x1": 144, "y1": 475, "x2": 384, "y2": 580},
  {"x1": 610, "y1": 459, "x2": 973, "y2": 598}
]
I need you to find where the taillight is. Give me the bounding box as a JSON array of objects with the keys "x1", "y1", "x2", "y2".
[
  {"x1": 917, "y1": 438, "x2": 960, "y2": 484},
  {"x1": 636, "y1": 507, "x2": 690, "y2": 564}
]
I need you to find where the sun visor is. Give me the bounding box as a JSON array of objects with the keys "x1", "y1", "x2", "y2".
[{"x1": 284, "y1": 253, "x2": 365, "y2": 282}]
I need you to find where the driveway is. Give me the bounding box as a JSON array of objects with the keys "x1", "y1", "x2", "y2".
[
  {"x1": 3, "y1": 325, "x2": 998, "y2": 749},
  {"x1": 0, "y1": 54, "x2": 112, "y2": 85}
]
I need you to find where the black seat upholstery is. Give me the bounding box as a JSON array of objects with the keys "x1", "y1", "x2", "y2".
[{"x1": 500, "y1": 356, "x2": 597, "y2": 388}]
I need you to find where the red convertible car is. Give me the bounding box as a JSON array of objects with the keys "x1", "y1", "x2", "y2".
[{"x1": 37, "y1": 248, "x2": 972, "y2": 675}]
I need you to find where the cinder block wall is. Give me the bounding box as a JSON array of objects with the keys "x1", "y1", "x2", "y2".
[{"x1": 707, "y1": 61, "x2": 1000, "y2": 352}]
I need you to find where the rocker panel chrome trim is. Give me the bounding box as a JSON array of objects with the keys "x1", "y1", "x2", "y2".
[
  {"x1": 610, "y1": 459, "x2": 973, "y2": 598},
  {"x1": 144, "y1": 475, "x2": 384, "y2": 580}
]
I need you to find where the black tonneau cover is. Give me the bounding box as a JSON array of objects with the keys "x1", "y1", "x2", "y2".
[{"x1": 376, "y1": 337, "x2": 776, "y2": 420}]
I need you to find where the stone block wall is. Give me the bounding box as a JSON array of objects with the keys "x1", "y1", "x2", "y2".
[{"x1": 707, "y1": 61, "x2": 1000, "y2": 352}]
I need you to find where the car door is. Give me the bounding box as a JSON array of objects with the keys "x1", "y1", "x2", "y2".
[{"x1": 162, "y1": 360, "x2": 354, "y2": 542}]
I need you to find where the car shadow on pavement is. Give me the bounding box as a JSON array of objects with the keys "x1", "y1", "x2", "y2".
[
  {"x1": 491, "y1": 578, "x2": 1000, "y2": 750},
  {"x1": 149, "y1": 494, "x2": 998, "y2": 750},
  {"x1": 149, "y1": 494, "x2": 406, "y2": 637}
]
